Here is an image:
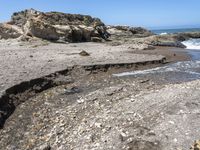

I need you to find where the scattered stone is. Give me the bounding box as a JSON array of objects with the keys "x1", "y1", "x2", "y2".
[
  {"x1": 64, "y1": 86, "x2": 82, "y2": 95},
  {"x1": 34, "y1": 143, "x2": 51, "y2": 150},
  {"x1": 79, "y1": 50, "x2": 90, "y2": 56},
  {"x1": 77, "y1": 98, "x2": 85, "y2": 104},
  {"x1": 140, "y1": 79, "x2": 150, "y2": 83}
]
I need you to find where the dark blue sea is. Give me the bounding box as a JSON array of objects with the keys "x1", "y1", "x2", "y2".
[{"x1": 152, "y1": 28, "x2": 200, "y2": 35}]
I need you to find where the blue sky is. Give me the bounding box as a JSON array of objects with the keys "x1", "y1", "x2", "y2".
[{"x1": 0, "y1": 0, "x2": 200, "y2": 29}]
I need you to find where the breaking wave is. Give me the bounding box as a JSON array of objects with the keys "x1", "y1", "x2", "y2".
[
  {"x1": 182, "y1": 39, "x2": 200, "y2": 50},
  {"x1": 160, "y1": 32, "x2": 168, "y2": 35}
]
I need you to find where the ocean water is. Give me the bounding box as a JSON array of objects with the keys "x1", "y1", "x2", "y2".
[
  {"x1": 151, "y1": 28, "x2": 200, "y2": 50},
  {"x1": 152, "y1": 28, "x2": 200, "y2": 35},
  {"x1": 113, "y1": 28, "x2": 200, "y2": 82},
  {"x1": 151, "y1": 28, "x2": 200, "y2": 49}
]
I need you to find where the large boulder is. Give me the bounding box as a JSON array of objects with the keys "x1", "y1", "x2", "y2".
[
  {"x1": 145, "y1": 35, "x2": 187, "y2": 48},
  {"x1": 23, "y1": 18, "x2": 60, "y2": 41},
  {"x1": 0, "y1": 23, "x2": 22, "y2": 39},
  {"x1": 146, "y1": 32, "x2": 200, "y2": 48},
  {"x1": 23, "y1": 17, "x2": 102, "y2": 42}
]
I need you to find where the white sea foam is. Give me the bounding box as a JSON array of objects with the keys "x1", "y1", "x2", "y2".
[
  {"x1": 160, "y1": 32, "x2": 168, "y2": 35},
  {"x1": 182, "y1": 39, "x2": 200, "y2": 50},
  {"x1": 113, "y1": 61, "x2": 200, "y2": 77}
]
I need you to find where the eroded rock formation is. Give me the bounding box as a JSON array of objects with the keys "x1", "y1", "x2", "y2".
[{"x1": 0, "y1": 9, "x2": 110, "y2": 42}]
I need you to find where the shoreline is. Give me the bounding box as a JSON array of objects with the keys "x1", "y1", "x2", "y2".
[
  {"x1": 134, "y1": 46, "x2": 190, "y2": 63},
  {"x1": 0, "y1": 40, "x2": 192, "y2": 95}
]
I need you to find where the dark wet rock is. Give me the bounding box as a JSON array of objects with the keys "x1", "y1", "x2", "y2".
[
  {"x1": 174, "y1": 32, "x2": 200, "y2": 41},
  {"x1": 151, "y1": 40, "x2": 186, "y2": 48},
  {"x1": 146, "y1": 32, "x2": 200, "y2": 48}
]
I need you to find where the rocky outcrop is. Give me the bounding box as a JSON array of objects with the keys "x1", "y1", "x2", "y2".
[
  {"x1": 145, "y1": 35, "x2": 187, "y2": 48},
  {"x1": 1, "y1": 9, "x2": 110, "y2": 42},
  {"x1": 11, "y1": 9, "x2": 103, "y2": 27},
  {"x1": 175, "y1": 32, "x2": 200, "y2": 41},
  {"x1": 0, "y1": 23, "x2": 22, "y2": 39},
  {"x1": 107, "y1": 25, "x2": 154, "y2": 38},
  {"x1": 23, "y1": 18, "x2": 60, "y2": 41},
  {"x1": 145, "y1": 32, "x2": 200, "y2": 48},
  {"x1": 23, "y1": 18, "x2": 103, "y2": 42},
  {"x1": 107, "y1": 25, "x2": 200, "y2": 48},
  {"x1": 2, "y1": 8, "x2": 200, "y2": 46},
  {"x1": 11, "y1": 9, "x2": 41, "y2": 27}
]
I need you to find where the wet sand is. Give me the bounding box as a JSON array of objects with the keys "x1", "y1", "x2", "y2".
[{"x1": 133, "y1": 46, "x2": 190, "y2": 63}]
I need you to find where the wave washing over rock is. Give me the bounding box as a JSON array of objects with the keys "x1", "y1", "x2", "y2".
[{"x1": 182, "y1": 38, "x2": 200, "y2": 49}]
